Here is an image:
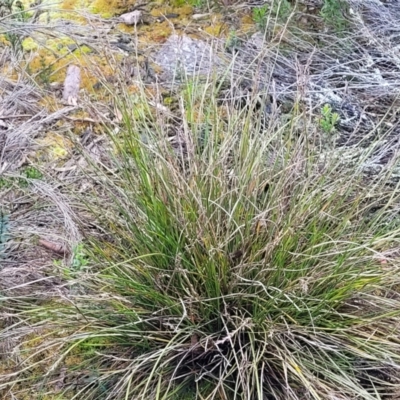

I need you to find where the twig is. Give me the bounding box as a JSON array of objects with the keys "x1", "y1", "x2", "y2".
[{"x1": 0, "y1": 114, "x2": 33, "y2": 119}]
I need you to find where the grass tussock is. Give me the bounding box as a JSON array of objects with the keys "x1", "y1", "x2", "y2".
[{"x1": 2, "y1": 63, "x2": 400, "y2": 400}]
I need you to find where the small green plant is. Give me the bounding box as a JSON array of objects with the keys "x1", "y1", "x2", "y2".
[
  {"x1": 321, "y1": 0, "x2": 349, "y2": 33},
  {"x1": 0, "y1": 209, "x2": 10, "y2": 260},
  {"x1": 172, "y1": 0, "x2": 205, "y2": 7},
  {"x1": 13, "y1": 0, "x2": 30, "y2": 22},
  {"x1": 252, "y1": 0, "x2": 292, "y2": 32},
  {"x1": 4, "y1": 31, "x2": 23, "y2": 52},
  {"x1": 252, "y1": 4, "x2": 268, "y2": 32},
  {"x1": 274, "y1": 0, "x2": 292, "y2": 19},
  {"x1": 319, "y1": 103, "x2": 340, "y2": 133},
  {"x1": 2, "y1": 0, "x2": 30, "y2": 52},
  {"x1": 18, "y1": 166, "x2": 43, "y2": 187},
  {"x1": 190, "y1": 0, "x2": 205, "y2": 7},
  {"x1": 23, "y1": 166, "x2": 43, "y2": 179},
  {"x1": 36, "y1": 55, "x2": 54, "y2": 87},
  {"x1": 0, "y1": 176, "x2": 13, "y2": 189},
  {"x1": 225, "y1": 30, "x2": 240, "y2": 53},
  {"x1": 58, "y1": 243, "x2": 89, "y2": 279},
  {"x1": 0, "y1": 167, "x2": 42, "y2": 189},
  {"x1": 71, "y1": 243, "x2": 89, "y2": 270}
]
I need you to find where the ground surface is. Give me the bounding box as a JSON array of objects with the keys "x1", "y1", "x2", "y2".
[{"x1": 2, "y1": 0, "x2": 400, "y2": 399}]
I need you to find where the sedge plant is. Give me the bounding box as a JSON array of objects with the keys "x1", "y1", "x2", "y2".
[{"x1": 2, "y1": 68, "x2": 400, "y2": 400}]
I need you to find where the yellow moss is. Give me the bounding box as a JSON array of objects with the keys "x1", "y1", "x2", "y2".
[
  {"x1": 116, "y1": 23, "x2": 136, "y2": 33},
  {"x1": 27, "y1": 47, "x2": 71, "y2": 86},
  {"x1": 62, "y1": 0, "x2": 94, "y2": 10},
  {"x1": 99, "y1": 241, "x2": 120, "y2": 258},
  {"x1": 238, "y1": 13, "x2": 257, "y2": 34},
  {"x1": 177, "y1": 5, "x2": 193, "y2": 16},
  {"x1": 1, "y1": 324, "x2": 90, "y2": 400},
  {"x1": 28, "y1": 40, "x2": 118, "y2": 97},
  {"x1": 81, "y1": 75, "x2": 100, "y2": 92},
  {"x1": 61, "y1": 0, "x2": 76, "y2": 10},
  {"x1": 16, "y1": 329, "x2": 66, "y2": 377},
  {"x1": 19, "y1": 0, "x2": 32, "y2": 7},
  {"x1": 0, "y1": 65, "x2": 16, "y2": 80},
  {"x1": 126, "y1": 84, "x2": 141, "y2": 95},
  {"x1": 240, "y1": 14, "x2": 254, "y2": 25},
  {"x1": 150, "y1": 7, "x2": 169, "y2": 17},
  {"x1": 37, "y1": 93, "x2": 59, "y2": 113},
  {"x1": 0, "y1": 35, "x2": 9, "y2": 45},
  {"x1": 63, "y1": 354, "x2": 87, "y2": 367},
  {"x1": 271, "y1": 25, "x2": 293, "y2": 44},
  {"x1": 204, "y1": 23, "x2": 226, "y2": 37},
  {"x1": 140, "y1": 22, "x2": 173, "y2": 43},
  {"x1": 62, "y1": 109, "x2": 101, "y2": 135},
  {"x1": 40, "y1": 5, "x2": 91, "y2": 24},
  {"x1": 200, "y1": 13, "x2": 227, "y2": 38},
  {"x1": 37, "y1": 132, "x2": 72, "y2": 161},
  {"x1": 145, "y1": 87, "x2": 159, "y2": 101},
  {"x1": 44, "y1": 36, "x2": 79, "y2": 54},
  {"x1": 78, "y1": 44, "x2": 93, "y2": 54},
  {"x1": 75, "y1": 54, "x2": 118, "y2": 93},
  {"x1": 22, "y1": 37, "x2": 39, "y2": 51},
  {"x1": 163, "y1": 96, "x2": 174, "y2": 106},
  {"x1": 90, "y1": 0, "x2": 136, "y2": 17}
]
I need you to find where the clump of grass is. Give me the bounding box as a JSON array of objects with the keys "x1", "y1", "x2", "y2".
[{"x1": 2, "y1": 70, "x2": 400, "y2": 400}]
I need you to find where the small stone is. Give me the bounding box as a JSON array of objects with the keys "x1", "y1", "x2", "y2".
[
  {"x1": 192, "y1": 13, "x2": 210, "y2": 20},
  {"x1": 63, "y1": 65, "x2": 80, "y2": 106},
  {"x1": 119, "y1": 10, "x2": 142, "y2": 26},
  {"x1": 153, "y1": 34, "x2": 225, "y2": 80}
]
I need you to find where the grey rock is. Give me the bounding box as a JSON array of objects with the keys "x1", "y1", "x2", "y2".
[
  {"x1": 119, "y1": 10, "x2": 142, "y2": 26},
  {"x1": 153, "y1": 34, "x2": 225, "y2": 81}
]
